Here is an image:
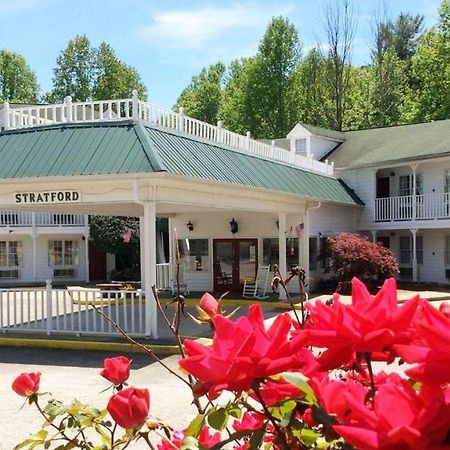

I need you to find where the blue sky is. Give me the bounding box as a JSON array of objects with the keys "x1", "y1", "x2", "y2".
[{"x1": 0, "y1": 0, "x2": 441, "y2": 108}]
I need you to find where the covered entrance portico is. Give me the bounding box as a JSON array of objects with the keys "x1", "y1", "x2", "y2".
[{"x1": 0, "y1": 104, "x2": 362, "y2": 340}]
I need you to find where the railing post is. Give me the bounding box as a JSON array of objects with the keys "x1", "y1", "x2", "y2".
[
  {"x1": 178, "y1": 107, "x2": 185, "y2": 132},
  {"x1": 64, "y1": 96, "x2": 72, "y2": 122},
  {"x1": 46, "y1": 279, "x2": 53, "y2": 336},
  {"x1": 217, "y1": 120, "x2": 223, "y2": 144},
  {"x1": 246, "y1": 131, "x2": 251, "y2": 150},
  {"x1": 132, "y1": 89, "x2": 139, "y2": 120},
  {"x1": 3, "y1": 102, "x2": 10, "y2": 130},
  {"x1": 271, "y1": 140, "x2": 275, "y2": 158}
]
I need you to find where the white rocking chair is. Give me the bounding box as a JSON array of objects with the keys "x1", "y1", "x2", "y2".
[{"x1": 242, "y1": 265, "x2": 270, "y2": 299}]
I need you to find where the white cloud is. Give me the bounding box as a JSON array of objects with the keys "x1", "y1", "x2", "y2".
[{"x1": 138, "y1": 3, "x2": 294, "y2": 50}]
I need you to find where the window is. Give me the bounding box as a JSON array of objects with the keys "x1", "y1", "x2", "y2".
[
  {"x1": 177, "y1": 239, "x2": 209, "y2": 271},
  {"x1": 53, "y1": 268, "x2": 76, "y2": 278},
  {"x1": 48, "y1": 240, "x2": 78, "y2": 267},
  {"x1": 309, "y1": 237, "x2": 318, "y2": 270},
  {"x1": 294, "y1": 138, "x2": 307, "y2": 157},
  {"x1": 0, "y1": 241, "x2": 23, "y2": 267},
  {"x1": 399, "y1": 236, "x2": 423, "y2": 265},
  {"x1": 445, "y1": 236, "x2": 450, "y2": 266},
  {"x1": 262, "y1": 238, "x2": 299, "y2": 270},
  {"x1": 398, "y1": 174, "x2": 423, "y2": 196}
]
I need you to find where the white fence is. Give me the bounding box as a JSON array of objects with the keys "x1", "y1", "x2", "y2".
[
  {"x1": 0, "y1": 211, "x2": 87, "y2": 227},
  {"x1": 0, "y1": 283, "x2": 147, "y2": 337},
  {"x1": 375, "y1": 193, "x2": 450, "y2": 221},
  {"x1": 2, "y1": 93, "x2": 334, "y2": 176}
]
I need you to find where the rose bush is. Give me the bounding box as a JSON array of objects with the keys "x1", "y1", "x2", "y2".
[{"x1": 12, "y1": 277, "x2": 450, "y2": 449}]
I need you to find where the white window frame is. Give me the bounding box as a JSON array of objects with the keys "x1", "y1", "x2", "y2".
[
  {"x1": 0, "y1": 241, "x2": 23, "y2": 268},
  {"x1": 399, "y1": 173, "x2": 423, "y2": 196},
  {"x1": 399, "y1": 235, "x2": 423, "y2": 265},
  {"x1": 48, "y1": 240, "x2": 79, "y2": 267},
  {"x1": 294, "y1": 138, "x2": 307, "y2": 157}
]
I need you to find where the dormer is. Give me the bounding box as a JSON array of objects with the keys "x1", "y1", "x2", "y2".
[{"x1": 287, "y1": 123, "x2": 344, "y2": 161}]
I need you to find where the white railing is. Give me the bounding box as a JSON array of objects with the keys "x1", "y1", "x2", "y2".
[
  {"x1": 0, "y1": 211, "x2": 87, "y2": 227},
  {"x1": 375, "y1": 192, "x2": 450, "y2": 221},
  {"x1": 156, "y1": 263, "x2": 170, "y2": 290},
  {"x1": 2, "y1": 93, "x2": 334, "y2": 176},
  {"x1": 0, "y1": 284, "x2": 146, "y2": 337}
]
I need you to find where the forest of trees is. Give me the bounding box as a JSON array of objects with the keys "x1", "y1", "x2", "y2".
[{"x1": 1, "y1": 0, "x2": 450, "y2": 141}]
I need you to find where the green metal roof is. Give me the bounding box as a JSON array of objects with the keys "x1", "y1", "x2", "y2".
[
  {"x1": 328, "y1": 119, "x2": 450, "y2": 168},
  {"x1": 0, "y1": 121, "x2": 362, "y2": 206}
]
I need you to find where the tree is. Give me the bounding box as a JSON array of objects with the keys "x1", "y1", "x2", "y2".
[
  {"x1": 174, "y1": 62, "x2": 225, "y2": 124},
  {"x1": 221, "y1": 17, "x2": 301, "y2": 138},
  {"x1": 47, "y1": 35, "x2": 95, "y2": 102},
  {"x1": 93, "y1": 42, "x2": 147, "y2": 101},
  {"x1": 319, "y1": 232, "x2": 399, "y2": 291},
  {"x1": 0, "y1": 49, "x2": 39, "y2": 103},
  {"x1": 47, "y1": 36, "x2": 147, "y2": 102},
  {"x1": 319, "y1": 0, "x2": 356, "y2": 131},
  {"x1": 402, "y1": 1, "x2": 450, "y2": 122},
  {"x1": 89, "y1": 216, "x2": 140, "y2": 278}
]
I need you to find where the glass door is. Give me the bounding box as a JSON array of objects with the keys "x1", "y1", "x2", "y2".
[{"x1": 213, "y1": 239, "x2": 258, "y2": 292}]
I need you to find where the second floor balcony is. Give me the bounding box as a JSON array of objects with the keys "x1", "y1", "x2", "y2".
[
  {"x1": 0, "y1": 211, "x2": 88, "y2": 228},
  {"x1": 375, "y1": 192, "x2": 450, "y2": 222}
]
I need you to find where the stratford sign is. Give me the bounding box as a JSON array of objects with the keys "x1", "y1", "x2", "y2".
[{"x1": 15, "y1": 191, "x2": 81, "y2": 204}]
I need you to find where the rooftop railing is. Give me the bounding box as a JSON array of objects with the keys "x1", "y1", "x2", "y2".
[
  {"x1": 0, "y1": 211, "x2": 88, "y2": 227},
  {"x1": 2, "y1": 92, "x2": 334, "y2": 176}
]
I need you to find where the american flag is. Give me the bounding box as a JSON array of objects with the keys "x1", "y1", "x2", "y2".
[
  {"x1": 122, "y1": 228, "x2": 132, "y2": 243},
  {"x1": 295, "y1": 222, "x2": 304, "y2": 238}
]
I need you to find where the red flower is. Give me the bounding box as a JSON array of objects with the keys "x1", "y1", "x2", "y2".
[
  {"x1": 439, "y1": 302, "x2": 450, "y2": 319},
  {"x1": 233, "y1": 411, "x2": 265, "y2": 432},
  {"x1": 394, "y1": 301, "x2": 450, "y2": 385},
  {"x1": 251, "y1": 377, "x2": 302, "y2": 406},
  {"x1": 180, "y1": 304, "x2": 302, "y2": 396},
  {"x1": 197, "y1": 293, "x2": 222, "y2": 320},
  {"x1": 157, "y1": 426, "x2": 221, "y2": 449},
  {"x1": 12, "y1": 372, "x2": 41, "y2": 397},
  {"x1": 295, "y1": 278, "x2": 420, "y2": 370},
  {"x1": 315, "y1": 373, "x2": 450, "y2": 450},
  {"x1": 107, "y1": 387, "x2": 149, "y2": 429},
  {"x1": 100, "y1": 356, "x2": 132, "y2": 385}
]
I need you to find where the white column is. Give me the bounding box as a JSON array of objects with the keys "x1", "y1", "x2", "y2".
[
  {"x1": 139, "y1": 217, "x2": 145, "y2": 288},
  {"x1": 278, "y1": 212, "x2": 287, "y2": 300},
  {"x1": 411, "y1": 165, "x2": 417, "y2": 221},
  {"x1": 371, "y1": 230, "x2": 377, "y2": 243},
  {"x1": 143, "y1": 201, "x2": 157, "y2": 338},
  {"x1": 168, "y1": 218, "x2": 174, "y2": 286},
  {"x1": 411, "y1": 228, "x2": 418, "y2": 282},
  {"x1": 301, "y1": 213, "x2": 310, "y2": 282},
  {"x1": 84, "y1": 234, "x2": 90, "y2": 282},
  {"x1": 32, "y1": 212, "x2": 37, "y2": 282}
]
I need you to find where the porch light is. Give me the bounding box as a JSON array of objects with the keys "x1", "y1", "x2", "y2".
[
  {"x1": 187, "y1": 220, "x2": 194, "y2": 232},
  {"x1": 230, "y1": 218, "x2": 238, "y2": 234}
]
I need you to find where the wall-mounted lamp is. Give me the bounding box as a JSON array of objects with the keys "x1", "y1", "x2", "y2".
[
  {"x1": 186, "y1": 220, "x2": 194, "y2": 232},
  {"x1": 390, "y1": 232, "x2": 396, "y2": 237},
  {"x1": 276, "y1": 220, "x2": 279, "y2": 229},
  {"x1": 390, "y1": 172, "x2": 395, "y2": 177},
  {"x1": 230, "y1": 218, "x2": 238, "y2": 234}
]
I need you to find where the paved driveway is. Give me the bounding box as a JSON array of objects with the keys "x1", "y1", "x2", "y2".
[{"x1": 0, "y1": 347, "x2": 196, "y2": 450}]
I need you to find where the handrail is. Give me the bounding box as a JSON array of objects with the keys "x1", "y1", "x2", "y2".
[{"x1": 2, "y1": 92, "x2": 334, "y2": 176}]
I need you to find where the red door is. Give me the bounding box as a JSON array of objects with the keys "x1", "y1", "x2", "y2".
[
  {"x1": 213, "y1": 239, "x2": 258, "y2": 292},
  {"x1": 89, "y1": 241, "x2": 107, "y2": 281}
]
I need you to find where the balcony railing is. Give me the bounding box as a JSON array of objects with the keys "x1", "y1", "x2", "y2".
[
  {"x1": 0, "y1": 211, "x2": 88, "y2": 227},
  {"x1": 375, "y1": 193, "x2": 450, "y2": 221},
  {"x1": 2, "y1": 93, "x2": 334, "y2": 176}
]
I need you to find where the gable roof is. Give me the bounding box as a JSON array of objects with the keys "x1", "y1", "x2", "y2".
[
  {"x1": 299, "y1": 124, "x2": 345, "y2": 141},
  {"x1": 0, "y1": 120, "x2": 363, "y2": 206},
  {"x1": 328, "y1": 119, "x2": 450, "y2": 169}
]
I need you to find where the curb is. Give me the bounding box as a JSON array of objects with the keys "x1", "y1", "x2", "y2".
[{"x1": 0, "y1": 337, "x2": 181, "y2": 355}]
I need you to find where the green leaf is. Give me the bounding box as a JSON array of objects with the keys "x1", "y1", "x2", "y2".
[
  {"x1": 300, "y1": 428, "x2": 321, "y2": 446},
  {"x1": 185, "y1": 414, "x2": 205, "y2": 438},
  {"x1": 281, "y1": 372, "x2": 316, "y2": 403},
  {"x1": 227, "y1": 404, "x2": 242, "y2": 419},
  {"x1": 44, "y1": 403, "x2": 67, "y2": 417},
  {"x1": 207, "y1": 408, "x2": 229, "y2": 431},
  {"x1": 181, "y1": 436, "x2": 199, "y2": 450}
]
